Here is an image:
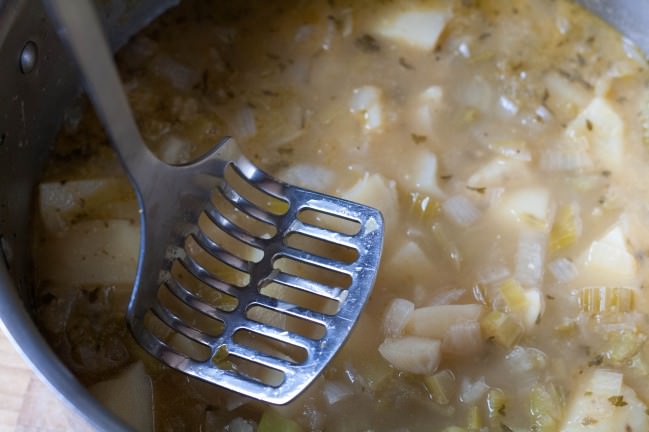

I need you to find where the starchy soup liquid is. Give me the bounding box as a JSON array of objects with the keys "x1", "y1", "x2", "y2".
[{"x1": 33, "y1": 1, "x2": 649, "y2": 430}]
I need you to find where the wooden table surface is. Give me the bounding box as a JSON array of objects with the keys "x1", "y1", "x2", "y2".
[{"x1": 0, "y1": 329, "x2": 90, "y2": 432}]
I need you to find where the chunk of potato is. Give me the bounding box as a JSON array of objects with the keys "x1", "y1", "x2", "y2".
[
  {"x1": 406, "y1": 304, "x2": 483, "y2": 339},
  {"x1": 544, "y1": 71, "x2": 591, "y2": 120},
  {"x1": 375, "y1": 9, "x2": 451, "y2": 51},
  {"x1": 399, "y1": 150, "x2": 444, "y2": 198},
  {"x1": 89, "y1": 362, "x2": 153, "y2": 432},
  {"x1": 343, "y1": 173, "x2": 399, "y2": 235},
  {"x1": 496, "y1": 187, "x2": 552, "y2": 230},
  {"x1": 576, "y1": 224, "x2": 638, "y2": 288},
  {"x1": 36, "y1": 219, "x2": 139, "y2": 288},
  {"x1": 378, "y1": 336, "x2": 441, "y2": 375},
  {"x1": 566, "y1": 97, "x2": 625, "y2": 171},
  {"x1": 383, "y1": 298, "x2": 415, "y2": 337},
  {"x1": 38, "y1": 178, "x2": 136, "y2": 233},
  {"x1": 560, "y1": 369, "x2": 649, "y2": 432},
  {"x1": 381, "y1": 240, "x2": 435, "y2": 288}
]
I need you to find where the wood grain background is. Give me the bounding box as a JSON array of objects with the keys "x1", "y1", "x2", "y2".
[{"x1": 0, "y1": 330, "x2": 90, "y2": 432}]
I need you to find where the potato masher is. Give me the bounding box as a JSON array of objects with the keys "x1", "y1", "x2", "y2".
[{"x1": 42, "y1": 0, "x2": 384, "y2": 404}]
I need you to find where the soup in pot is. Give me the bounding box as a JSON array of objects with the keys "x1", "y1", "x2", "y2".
[{"x1": 33, "y1": 0, "x2": 649, "y2": 430}]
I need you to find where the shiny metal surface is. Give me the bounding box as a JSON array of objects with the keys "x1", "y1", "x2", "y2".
[
  {"x1": 45, "y1": 0, "x2": 384, "y2": 405},
  {"x1": 0, "y1": 0, "x2": 177, "y2": 431},
  {"x1": 577, "y1": 0, "x2": 649, "y2": 55}
]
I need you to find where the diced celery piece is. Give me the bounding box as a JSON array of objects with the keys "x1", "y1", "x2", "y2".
[
  {"x1": 258, "y1": 410, "x2": 303, "y2": 432},
  {"x1": 606, "y1": 330, "x2": 647, "y2": 364},
  {"x1": 481, "y1": 310, "x2": 523, "y2": 348},
  {"x1": 487, "y1": 388, "x2": 507, "y2": 420},
  {"x1": 358, "y1": 358, "x2": 393, "y2": 392},
  {"x1": 424, "y1": 369, "x2": 456, "y2": 405},
  {"x1": 549, "y1": 204, "x2": 580, "y2": 252},
  {"x1": 432, "y1": 222, "x2": 463, "y2": 270},
  {"x1": 529, "y1": 384, "x2": 562, "y2": 432},
  {"x1": 579, "y1": 287, "x2": 634, "y2": 314},
  {"x1": 466, "y1": 405, "x2": 482, "y2": 431},
  {"x1": 499, "y1": 279, "x2": 527, "y2": 311}
]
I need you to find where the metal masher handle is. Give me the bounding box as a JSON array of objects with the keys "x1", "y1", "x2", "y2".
[{"x1": 42, "y1": 0, "x2": 158, "y2": 181}]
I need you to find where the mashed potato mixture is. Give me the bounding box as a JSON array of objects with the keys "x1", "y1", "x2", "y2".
[{"x1": 33, "y1": 0, "x2": 649, "y2": 430}]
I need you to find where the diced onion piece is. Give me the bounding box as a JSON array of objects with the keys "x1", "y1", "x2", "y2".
[
  {"x1": 277, "y1": 164, "x2": 335, "y2": 192},
  {"x1": 549, "y1": 204, "x2": 581, "y2": 252},
  {"x1": 225, "y1": 418, "x2": 256, "y2": 432},
  {"x1": 407, "y1": 191, "x2": 441, "y2": 223},
  {"x1": 561, "y1": 369, "x2": 649, "y2": 432},
  {"x1": 480, "y1": 310, "x2": 523, "y2": 348},
  {"x1": 467, "y1": 158, "x2": 530, "y2": 188},
  {"x1": 505, "y1": 346, "x2": 547, "y2": 375},
  {"x1": 424, "y1": 369, "x2": 456, "y2": 405},
  {"x1": 343, "y1": 173, "x2": 399, "y2": 234},
  {"x1": 90, "y1": 362, "x2": 153, "y2": 432},
  {"x1": 499, "y1": 96, "x2": 519, "y2": 116},
  {"x1": 515, "y1": 230, "x2": 547, "y2": 287},
  {"x1": 350, "y1": 86, "x2": 384, "y2": 132},
  {"x1": 151, "y1": 55, "x2": 200, "y2": 90},
  {"x1": 412, "y1": 86, "x2": 444, "y2": 134},
  {"x1": 576, "y1": 224, "x2": 637, "y2": 287},
  {"x1": 235, "y1": 105, "x2": 257, "y2": 139},
  {"x1": 543, "y1": 71, "x2": 591, "y2": 120},
  {"x1": 477, "y1": 264, "x2": 511, "y2": 285},
  {"x1": 548, "y1": 258, "x2": 578, "y2": 283},
  {"x1": 579, "y1": 287, "x2": 634, "y2": 314},
  {"x1": 375, "y1": 9, "x2": 451, "y2": 51},
  {"x1": 323, "y1": 381, "x2": 354, "y2": 406},
  {"x1": 383, "y1": 298, "x2": 415, "y2": 337},
  {"x1": 566, "y1": 97, "x2": 626, "y2": 171},
  {"x1": 539, "y1": 147, "x2": 593, "y2": 172},
  {"x1": 406, "y1": 304, "x2": 483, "y2": 339},
  {"x1": 522, "y1": 290, "x2": 543, "y2": 328},
  {"x1": 442, "y1": 195, "x2": 481, "y2": 227},
  {"x1": 159, "y1": 135, "x2": 191, "y2": 164},
  {"x1": 430, "y1": 288, "x2": 466, "y2": 306},
  {"x1": 378, "y1": 337, "x2": 441, "y2": 375},
  {"x1": 529, "y1": 384, "x2": 562, "y2": 432},
  {"x1": 459, "y1": 377, "x2": 489, "y2": 404},
  {"x1": 431, "y1": 222, "x2": 463, "y2": 270},
  {"x1": 488, "y1": 139, "x2": 530, "y2": 161},
  {"x1": 499, "y1": 279, "x2": 527, "y2": 311},
  {"x1": 591, "y1": 369, "x2": 624, "y2": 396},
  {"x1": 442, "y1": 320, "x2": 483, "y2": 356}
]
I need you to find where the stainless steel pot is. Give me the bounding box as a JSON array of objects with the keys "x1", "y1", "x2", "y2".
[{"x1": 0, "y1": 0, "x2": 647, "y2": 430}]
